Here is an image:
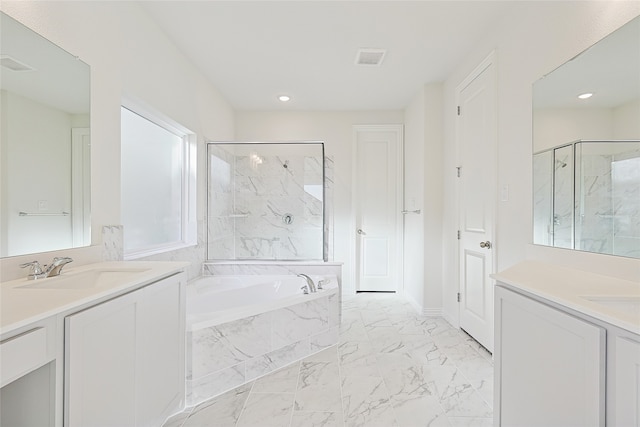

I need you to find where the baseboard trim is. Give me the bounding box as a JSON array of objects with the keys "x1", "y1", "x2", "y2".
[
  {"x1": 442, "y1": 310, "x2": 458, "y2": 328},
  {"x1": 422, "y1": 308, "x2": 443, "y2": 317}
]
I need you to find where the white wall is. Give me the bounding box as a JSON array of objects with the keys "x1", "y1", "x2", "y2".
[
  {"x1": 533, "y1": 107, "x2": 613, "y2": 152},
  {"x1": 534, "y1": 99, "x2": 640, "y2": 152},
  {"x1": 0, "y1": 1, "x2": 234, "y2": 281},
  {"x1": 234, "y1": 111, "x2": 404, "y2": 292},
  {"x1": 404, "y1": 84, "x2": 443, "y2": 315},
  {"x1": 403, "y1": 89, "x2": 426, "y2": 309},
  {"x1": 441, "y1": 2, "x2": 640, "y2": 323},
  {"x1": 614, "y1": 98, "x2": 640, "y2": 140}
]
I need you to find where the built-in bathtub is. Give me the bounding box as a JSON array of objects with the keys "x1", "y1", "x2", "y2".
[{"x1": 186, "y1": 274, "x2": 340, "y2": 406}]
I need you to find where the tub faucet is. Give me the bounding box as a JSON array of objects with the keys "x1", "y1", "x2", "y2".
[
  {"x1": 20, "y1": 256, "x2": 73, "y2": 280},
  {"x1": 297, "y1": 273, "x2": 316, "y2": 293}
]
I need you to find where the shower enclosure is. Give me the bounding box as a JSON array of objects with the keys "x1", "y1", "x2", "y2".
[
  {"x1": 207, "y1": 142, "x2": 326, "y2": 260},
  {"x1": 533, "y1": 140, "x2": 640, "y2": 258}
]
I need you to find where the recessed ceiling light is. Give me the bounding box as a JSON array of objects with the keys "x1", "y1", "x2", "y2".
[
  {"x1": 578, "y1": 92, "x2": 593, "y2": 99},
  {"x1": 0, "y1": 55, "x2": 35, "y2": 72},
  {"x1": 278, "y1": 95, "x2": 291, "y2": 102}
]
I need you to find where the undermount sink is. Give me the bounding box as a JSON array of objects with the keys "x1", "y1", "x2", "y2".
[
  {"x1": 17, "y1": 268, "x2": 150, "y2": 290},
  {"x1": 580, "y1": 295, "x2": 640, "y2": 318}
]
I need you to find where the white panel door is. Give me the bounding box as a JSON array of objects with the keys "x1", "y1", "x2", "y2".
[
  {"x1": 354, "y1": 125, "x2": 403, "y2": 292},
  {"x1": 457, "y1": 53, "x2": 497, "y2": 351}
]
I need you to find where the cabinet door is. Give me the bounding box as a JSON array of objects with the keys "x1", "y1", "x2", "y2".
[
  {"x1": 65, "y1": 292, "x2": 138, "y2": 427},
  {"x1": 614, "y1": 336, "x2": 640, "y2": 426},
  {"x1": 136, "y1": 273, "x2": 185, "y2": 426},
  {"x1": 495, "y1": 286, "x2": 605, "y2": 427}
]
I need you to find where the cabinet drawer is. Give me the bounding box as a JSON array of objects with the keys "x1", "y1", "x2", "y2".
[{"x1": 0, "y1": 327, "x2": 48, "y2": 387}]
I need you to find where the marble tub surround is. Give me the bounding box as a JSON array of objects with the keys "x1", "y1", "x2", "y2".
[
  {"x1": 167, "y1": 293, "x2": 493, "y2": 427},
  {"x1": 187, "y1": 286, "x2": 340, "y2": 406},
  {"x1": 203, "y1": 261, "x2": 342, "y2": 282}
]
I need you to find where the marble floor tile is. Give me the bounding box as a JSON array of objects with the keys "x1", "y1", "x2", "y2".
[
  {"x1": 164, "y1": 293, "x2": 494, "y2": 427},
  {"x1": 341, "y1": 375, "x2": 398, "y2": 427},
  {"x1": 251, "y1": 363, "x2": 300, "y2": 393},
  {"x1": 181, "y1": 384, "x2": 252, "y2": 427},
  {"x1": 236, "y1": 392, "x2": 295, "y2": 427},
  {"x1": 390, "y1": 393, "x2": 450, "y2": 427},
  {"x1": 447, "y1": 417, "x2": 493, "y2": 426},
  {"x1": 290, "y1": 411, "x2": 343, "y2": 427},
  {"x1": 295, "y1": 360, "x2": 343, "y2": 412}
]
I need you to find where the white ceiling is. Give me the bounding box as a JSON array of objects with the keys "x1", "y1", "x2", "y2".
[
  {"x1": 533, "y1": 15, "x2": 640, "y2": 110},
  {"x1": 140, "y1": 1, "x2": 520, "y2": 111}
]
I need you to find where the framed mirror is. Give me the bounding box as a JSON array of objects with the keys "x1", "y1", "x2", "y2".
[
  {"x1": 1, "y1": 12, "x2": 91, "y2": 258},
  {"x1": 533, "y1": 16, "x2": 640, "y2": 258}
]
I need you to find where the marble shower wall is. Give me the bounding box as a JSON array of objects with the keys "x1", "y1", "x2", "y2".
[
  {"x1": 576, "y1": 143, "x2": 640, "y2": 258},
  {"x1": 207, "y1": 143, "x2": 331, "y2": 261},
  {"x1": 552, "y1": 145, "x2": 574, "y2": 249},
  {"x1": 207, "y1": 145, "x2": 235, "y2": 259},
  {"x1": 533, "y1": 150, "x2": 553, "y2": 246},
  {"x1": 534, "y1": 141, "x2": 640, "y2": 258}
]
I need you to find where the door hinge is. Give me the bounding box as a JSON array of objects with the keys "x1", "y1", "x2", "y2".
[
  {"x1": 457, "y1": 106, "x2": 461, "y2": 116},
  {"x1": 457, "y1": 230, "x2": 461, "y2": 240},
  {"x1": 456, "y1": 166, "x2": 461, "y2": 178},
  {"x1": 457, "y1": 292, "x2": 461, "y2": 302}
]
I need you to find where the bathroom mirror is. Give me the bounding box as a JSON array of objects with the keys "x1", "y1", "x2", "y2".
[
  {"x1": 0, "y1": 11, "x2": 91, "y2": 258},
  {"x1": 207, "y1": 142, "x2": 325, "y2": 261},
  {"x1": 533, "y1": 15, "x2": 640, "y2": 258}
]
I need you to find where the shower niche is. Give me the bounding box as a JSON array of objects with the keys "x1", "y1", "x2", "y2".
[
  {"x1": 207, "y1": 142, "x2": 327, "y2": 260},
  {"x1": 533, "y1": 140, "x2": 640, "y2": 258}
]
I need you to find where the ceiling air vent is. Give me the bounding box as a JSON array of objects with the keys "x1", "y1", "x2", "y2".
[
  {"x1": 0, "y1": 55, "x2": 35, "y2": 72},
  {"x1": 355, "y1": 49, "x2": 386, "y2": 66}
]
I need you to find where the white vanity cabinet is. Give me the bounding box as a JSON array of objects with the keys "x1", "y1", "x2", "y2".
[
  {"x1": 64, "y1": 272, "x2": 186, "y2": 427},
  {"x1": 612, "y1": 335, "x2": 640, "y2": 426},
  {"x1": 0, "y1": 316, "x2": 59, "y2": 427},
  {"x1": 495, "y1": 285, "x2": 606, "y2": 426}
]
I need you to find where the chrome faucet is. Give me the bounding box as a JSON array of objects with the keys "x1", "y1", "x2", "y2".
[
  {"x1": 20, "y1": 257, "x2": 73, "y2": 280},
  {"x1": 297, "y1": 273, "x2": 316, "y2": 293}
]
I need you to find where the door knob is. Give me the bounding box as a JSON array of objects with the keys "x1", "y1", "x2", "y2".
[
  {"x1": 357, "y1": 229, "x2": 366, "y2": 235},
  {"x1": 479, "y1": 241, "x2": 492, "y2": 249}
]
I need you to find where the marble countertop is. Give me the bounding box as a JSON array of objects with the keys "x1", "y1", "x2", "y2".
[
  {"x1": 493, "y1": 260, "x2": 640, "y2": 335},
  {"x1": 0, "y1": 261, "x2": 190, "y2": 336}
]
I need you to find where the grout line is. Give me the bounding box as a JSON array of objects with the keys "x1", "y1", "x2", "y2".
[
  {"x1": 287, "y1": 361, "x2": 302, "y2": 427},
  {"x1": 234, "y1": 380, "x2": 256, "y2": 426}
]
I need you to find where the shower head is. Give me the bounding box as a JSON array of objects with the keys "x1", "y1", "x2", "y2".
[
  {"x1": 556, "y1": 159, "x2": 567, "y2": 168},
  {"x1": 283, "y1": 160, "x2": 289, "y2": 169}
]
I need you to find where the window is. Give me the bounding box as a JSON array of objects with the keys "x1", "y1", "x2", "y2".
[{"x1": 121, "y1": 106, "x2": 196, "y2": 258}]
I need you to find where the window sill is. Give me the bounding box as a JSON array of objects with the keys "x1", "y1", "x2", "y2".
[{"x1": 124, "y1": 241, "x2": 197, "y2": 261}]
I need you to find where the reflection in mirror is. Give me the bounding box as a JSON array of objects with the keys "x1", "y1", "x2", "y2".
[
  {"x1": 207, "y1": 142, "x2": 325, "y2": 261},
  {"x1": 532, "y1": 15, "x2": 640, "y2": 258},
  {"x1": 575, "y1": 141, "x2": 640, "y2": 257},
  {"x1": 0, "y1": 12, "x2": 91, "y2": 258},
  {"x1": 534, "y1": 141, "x2": 640, "y2": 258},
  {"x1": 552, "y1": 144, "x2": 574, "y2": 250}
]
